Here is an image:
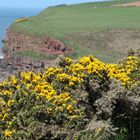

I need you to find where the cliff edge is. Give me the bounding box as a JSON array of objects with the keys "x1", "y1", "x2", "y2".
[{"x1": 3, "y1": 31, "x2": 72, "y2": 68}]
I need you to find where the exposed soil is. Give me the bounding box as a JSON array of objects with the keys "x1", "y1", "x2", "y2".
[
  {"x1": 2, "y1": 29, "x2": 140, "y2": 70},
  {"x1": 2, "y1": 31, "x2": 72, "y2": 68},
  {"x1": 113, "y1": 1, "x2": 140, "y2": 7}
]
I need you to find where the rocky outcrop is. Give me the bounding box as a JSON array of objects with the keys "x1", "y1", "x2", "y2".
[{"x1": 2, "y1": 31, "x2": 72, "y2": 68}]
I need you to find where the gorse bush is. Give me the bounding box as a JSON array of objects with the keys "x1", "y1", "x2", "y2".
[{"x1": 0, "y1": 55, "x2": 140, "y2": 139}]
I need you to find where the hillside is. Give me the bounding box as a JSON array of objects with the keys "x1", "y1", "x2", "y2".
[
  {"x1": 2, "y1": 1, "x2": 140, "y2": 138},
  {"x1": 3, "y1": 0, "x2": 140, "y2": 66}
]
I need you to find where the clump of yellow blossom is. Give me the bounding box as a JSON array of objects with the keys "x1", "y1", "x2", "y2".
[
  {"x1": 0, "y1": 55, "x2": 140, "y2": 139},
  {"x1": 4, "y1": 130, "x2": 13, "y2": 137}
]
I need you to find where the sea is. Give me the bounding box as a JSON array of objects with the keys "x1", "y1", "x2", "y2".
[{"x1": 0, "y1": 8, "x2": 42, "y2": 57}]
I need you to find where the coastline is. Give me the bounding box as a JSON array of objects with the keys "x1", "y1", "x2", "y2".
[
  {"x1": 0, "y1": 7, "x2": 44, "y2": 80},
  {"x1": 1, "y1": 0, "x2": 139, "y2": 81}
]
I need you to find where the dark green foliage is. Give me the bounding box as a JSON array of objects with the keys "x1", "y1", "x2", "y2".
[{"x1": 113, "y1": 128, "x2": 128, "y2": 140}]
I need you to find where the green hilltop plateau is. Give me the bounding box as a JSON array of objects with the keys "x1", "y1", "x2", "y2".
[{"x1": 4, "y1": 0, "x2": 140, "y2": 64}]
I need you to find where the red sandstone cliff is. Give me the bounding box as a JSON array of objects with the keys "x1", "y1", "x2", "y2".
[{"x1": 2, "y1": 31, "x2": 72, "y2": 68}]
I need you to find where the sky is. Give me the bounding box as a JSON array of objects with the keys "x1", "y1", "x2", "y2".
[{"x1": 0, "y1": 0, "x2": 108, "y2": 9}]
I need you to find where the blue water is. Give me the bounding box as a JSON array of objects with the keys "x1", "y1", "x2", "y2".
[{"x1": 0, "y1": 8, "x2": 42, "y2": 56}]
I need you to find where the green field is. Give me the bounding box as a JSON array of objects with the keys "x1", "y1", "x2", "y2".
[{"x1": 9, "y1": 0, "x2": 140, "y2": 63}]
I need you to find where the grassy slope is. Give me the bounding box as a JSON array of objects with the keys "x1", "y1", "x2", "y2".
[{"x1": 9, "y1": 0, "x2": 140, "y2": 62}]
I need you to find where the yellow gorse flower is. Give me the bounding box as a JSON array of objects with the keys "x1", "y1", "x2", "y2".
[
  {"x1": 4, "y1": 130, "x2": 13, "y2": 137},
  {"x1": 0, "y1": 55, "x2": 140, "y2": 138}
]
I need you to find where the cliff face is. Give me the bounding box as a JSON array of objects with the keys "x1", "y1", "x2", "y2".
[{"x1": 3, "y1": 31, "x2": 72, "y2": 68}]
